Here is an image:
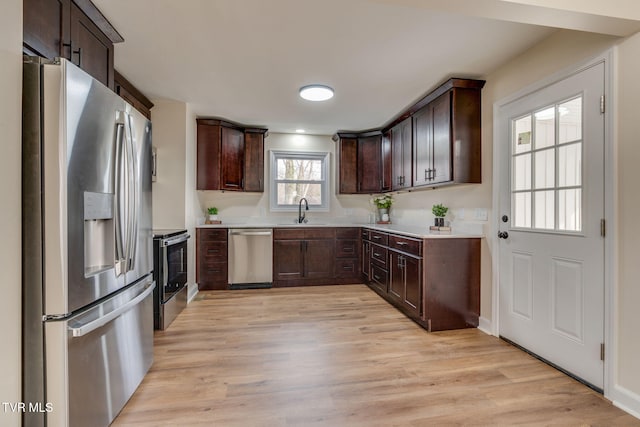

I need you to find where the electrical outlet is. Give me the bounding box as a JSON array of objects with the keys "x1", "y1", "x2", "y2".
[{"x1": 474, "y1": 208, "x2": 488, "y2": 221}]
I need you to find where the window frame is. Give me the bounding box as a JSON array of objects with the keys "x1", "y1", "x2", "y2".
[{"x1": 269, "y1": 150, "x2": 330, "y2": 212}]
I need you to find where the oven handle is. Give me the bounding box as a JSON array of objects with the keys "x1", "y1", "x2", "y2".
[
  {"x1": 160, "y1": 233, "x2": 191, "y2": 247},
  {"x1": 229, "y1": 230, "x2": 272, "y2": 236}
]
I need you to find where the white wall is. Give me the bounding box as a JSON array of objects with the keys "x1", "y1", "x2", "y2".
[
  {"x1": 151, "y1": 100, "x2": 198, "y2": 286},
  {"x1": 0, "y1": 0, "x2": 22, "y2": 425},
  {"x1": 613, "y1": 30, "x2": 640, "y2": 413}
]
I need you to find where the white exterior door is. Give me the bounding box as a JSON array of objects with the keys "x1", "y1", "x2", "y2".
[{"x1": 497, "y1": 62, "x2": 605, "y2": 389}]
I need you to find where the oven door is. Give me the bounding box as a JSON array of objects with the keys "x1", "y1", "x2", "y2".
[{"x1": 161, "y1": 234, "x2": 189, "y2": 302}]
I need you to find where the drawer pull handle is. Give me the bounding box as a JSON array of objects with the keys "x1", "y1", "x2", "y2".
[
  {"x1": 343, "y1": 247, "x2": 354, "y2": 252},
  {"x1": 396, "y1": 242, "x2": 408, "y2": 246},
  {"x1": 207, "y1": 249, "x2": 219, "y2": 253},
  {"x1": 343, "y1": 266, "x2": 353, "y2": 271},
  {"x1": 373, "y1": 252, "x2": 381, "y2": 257},
  {"x1": 373, "y1": 236, "x2": 381, "y2": 240},
  {"x1": 207, "y1": 269, "x2": 221, "y2": 273},
  {"x1": 374, "y1": 274, "x2": 381, "y2": 280}
]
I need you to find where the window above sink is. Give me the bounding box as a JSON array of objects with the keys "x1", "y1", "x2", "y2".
[{"x1": 269, "y1": 150, "x2": 330, "y2": 212}]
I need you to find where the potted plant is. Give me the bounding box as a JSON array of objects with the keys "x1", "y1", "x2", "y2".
[
  {"x1": 207, "y1": 207, "x2": 219, "y2": 222},
  {"x1": 432, "y1": 203, "x2": 448, "y2": 227},
  {"x1": 372, "y1": 194, "x2": 393, "y2": 222}
]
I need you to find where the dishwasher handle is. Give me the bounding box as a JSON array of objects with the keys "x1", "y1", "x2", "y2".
[{"x1": 229, "y1": 229, "x2": 273, "y2": 236}]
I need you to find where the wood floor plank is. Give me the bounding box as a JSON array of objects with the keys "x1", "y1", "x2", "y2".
[{"x1": 113, "y1": 285, "x2": 639, "y2": 426}]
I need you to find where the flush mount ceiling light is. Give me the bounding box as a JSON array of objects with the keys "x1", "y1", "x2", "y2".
[
  {"x1": 299, "y1": 85, "x2": 334, "y2": 101},
  {"x1": 295, "y1": 129, "x2": 306, "y2": 133}
]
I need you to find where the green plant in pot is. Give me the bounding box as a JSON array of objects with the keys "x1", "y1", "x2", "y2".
[
  {"x1": 207, "y1": 207, "x2": 219, "y2": 221},
  {"x1": 372, "y1": 194, "x2": 393, "y2": 222},
  {"x1": 432, "y1": 204, "x2": 448, "y2": 227}
]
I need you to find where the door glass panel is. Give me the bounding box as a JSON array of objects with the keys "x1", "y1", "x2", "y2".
[
  {"x1": 559, "y1": 97, "x2": 582, "y2": 144},
  {"x1": 513, "y1": 192, "x2": 532, "y2": 228},
  {"x1": 513, "y1": 154, "x2": 531, "y2": 191},
  {"x1": 559, "y1": 143, "x2": 582, "y2": 187},
  {"x1": 534, "y1": 149, "x2": 555, "y2": 189},
  {"x1": 559, "y1": 189, "x2": 582, "y2": 231},
  {"x1": 514, "y1": 115, "x2": 532, "y2": 154},
  {"x1": 535, "y1": 107, "x2": 555, "y2": 149},
  {"x1": 510, "y1": 95, "x2": 583, "y2": 233},
  {"x1": 534, "y1": 190, "x2": 555, "y2": 230}
]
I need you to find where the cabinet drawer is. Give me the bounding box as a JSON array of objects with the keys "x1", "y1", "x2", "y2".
[
  {"x1": 361, "y1": 228, "x2": 370, "y2": 241},
  {"x1": 304, "y1": 228, "x2": 335, "y2": 239},
  {"x1": 370, "y1": 231, "x2": 388, "y2": 246},
  {"x1": 370, "y1": 263, "x2": 388, "y2": 289},
  {"x1": 273, "y1": 228, "x2": 305, "y2": 240},
  {"x1": 200, "y1": 242, "x2": 227, "y2": 262},
  {"x1": 336, "y1": 239, "x2": 357, "y2": 258},
  {"x1": 370, "y1": 244, "x2": 388, "y2": 267},
  {"x1": 200, "y1": 263, "x2": 227, "y2": 279},
  {"x1": 199, "y1": 228, "x2": 228, "y2": 241},
  {"x1": 389, "y1": 234, "x2": 422, "y2": 256},
  {"x1": 336, "y1": 227, "x2": 359, "y2": 239},
  {"x1": 335, "y1": 259, "x2": 358, "y2": 278}
]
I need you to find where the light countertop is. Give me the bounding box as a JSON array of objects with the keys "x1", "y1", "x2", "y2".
[{"x1": 196, "y1": 222, "x2": 483, "y2": 239}]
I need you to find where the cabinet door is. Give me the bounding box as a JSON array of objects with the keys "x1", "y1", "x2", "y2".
[
  {"x1": 273, "y1": 240, "x2": 304, "y2": 280},
  {"x1": 413, "y1": 106, "x2": 433, "y2": 187},
  {"x1": 357, "y1": 135, "x2": 382, "y2": 193},
  {"x1": 381, "y1": 132, "x2": 392, "y2": 192},
  {"x1": 23, "y1": 0, "x2": 70, "y2": 59},
  {"x1": 244, "y1": 131, "x2": 264, "y2": 192},
  {"x1": 431, "y1": 91, "x2": 452, "y2": 184},
  {"x1": 388, "y1": 251, "x2": 404, "y2": 302},
  {"x1": 305, "y1": 240, "x2": 334, "y2": 279},
  {"x1": 197, "y1": 123, "x2": 221, "y2": 190},
  {"x1": 339, "y1": 138, "x2": 358, "y2": 194},
  {"x1": 70, "y1": 2, "x2": 114, "y2": 88},
  {"x1": 391, "y1": 118, "x2": 412, "y2": 190},
  {"x1": 403, "y1": 254, "x2": 421, "y2": 317},
  {"x1": 220, "y1": 127, "x2": 245, "y2": 191},
  {"x1": 362, "y1": 240, "x2": 370, "y2": 280}
]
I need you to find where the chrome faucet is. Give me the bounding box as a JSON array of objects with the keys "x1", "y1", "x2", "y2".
[{"x1": 297, "y1": 197, "x2": 309, "y2": 223}]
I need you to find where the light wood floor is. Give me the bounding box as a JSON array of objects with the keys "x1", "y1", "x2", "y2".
[{"x1": 113, "y1": 285, "x2": 639, "y2": 426}]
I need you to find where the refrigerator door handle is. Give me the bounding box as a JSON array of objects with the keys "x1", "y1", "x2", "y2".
[
  {"x1": 114, "y1": 119, "x2": 126, "y2": 276},
  {"x1": 68, "y1": 281, "x2": 155, "y2": 337},
  {"x1": 124, "y1": 113, "x2": 138, "y2": 271}
]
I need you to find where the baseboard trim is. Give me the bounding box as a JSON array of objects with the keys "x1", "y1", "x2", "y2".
[
  {"x1": 611, "y1": 385, "x2": 640, "y2": 420},
  {"x1": 478, "y1": 316, "x2": 493, "y2": 336}
]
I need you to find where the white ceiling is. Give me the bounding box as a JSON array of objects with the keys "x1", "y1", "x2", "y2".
[{"x1": 93, "y1": 0, "x2": 636, "y2": 135}]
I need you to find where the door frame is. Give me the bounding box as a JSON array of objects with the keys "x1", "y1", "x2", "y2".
[{"x1": 491, "y1": 49, "x2": 615, "y2": 398}]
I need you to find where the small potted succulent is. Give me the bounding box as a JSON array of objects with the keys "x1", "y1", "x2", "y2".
[
  {"x1": 207, "y1": 207, "x2": 219, "y2": 222},
  {"x1": 432, "y1": 203, "x2": 448, "y2": 227}
]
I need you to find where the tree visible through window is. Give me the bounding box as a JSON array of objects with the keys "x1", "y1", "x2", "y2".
[{"x1": 270, "y1": 151, "x2": 329, "y2": 211}]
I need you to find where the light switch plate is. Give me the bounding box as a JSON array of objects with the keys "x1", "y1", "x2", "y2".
[{"x1": 474, "y1": 208, "x2": 488, "y2": 221}]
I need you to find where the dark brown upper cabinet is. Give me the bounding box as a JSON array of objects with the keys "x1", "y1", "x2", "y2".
[
  {"x1": 336, "y1": 132, "x2": 391, "y2": 194},
  {"x1": 390, "y1": 117, "x2": 412, "y2": 191},
  {"x1": 114, "y1": 70, "x2": 154, "y2": 120},
  {"x1": 335, "y1": 78, "x2": 484, "y2": 194},
  {"x1": 24, "y1": 0, "x2": 123, "y2": 89},
  {"x1": 357, "y1": 135, "x2": 383, "y2": 193},
  {"x1": 196, "y1": 119, "x2": 267, "y2": 192}
]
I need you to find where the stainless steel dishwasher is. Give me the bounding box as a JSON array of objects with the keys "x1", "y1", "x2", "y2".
[{"x1": 228, "y1": 228, "x2": 273, "y2": 289}]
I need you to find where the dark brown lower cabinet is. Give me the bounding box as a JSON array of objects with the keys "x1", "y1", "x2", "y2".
[
  {"x1": 363, "y1": 228, "x2": 480, "y2": 332},
  {"x1": 272, "y1": 227, "x2": 360, "y2": 287},
  {"x1": 389, "y1": 251, "x2": 421, "y2": 318},
  {"x1": 196, "y1": 228, "x2": 228, "y2": 290}
]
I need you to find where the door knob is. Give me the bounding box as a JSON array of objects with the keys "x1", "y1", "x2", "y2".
[{"x1": 498, "y1": 231, "x2": 509, "y2": 239}]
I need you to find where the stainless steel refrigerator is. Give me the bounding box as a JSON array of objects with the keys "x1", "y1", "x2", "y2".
[{"x1": 22, "y1": 57, "x2": 154, "y2": 427}]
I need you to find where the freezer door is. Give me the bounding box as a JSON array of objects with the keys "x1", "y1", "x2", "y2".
[{"x1": 44, "y1": 276, "x2": 155, "y2": 427}]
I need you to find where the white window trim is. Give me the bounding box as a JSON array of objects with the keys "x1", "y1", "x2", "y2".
[{"x1": 269, "y1": 150, "x2": 330, "y2": 212}]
